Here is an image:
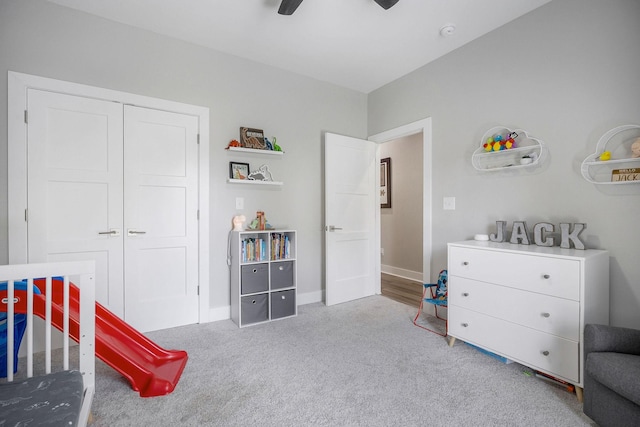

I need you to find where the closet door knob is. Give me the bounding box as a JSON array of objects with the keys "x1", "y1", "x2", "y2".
[
  {"x1": 542, "y1": 350, "x2": 550, "y2": 356},
  {"x1": 462, "y1": 261, "x2": 469, "y2": 266},
  {"x1": 541, "y1": 312, "x2": 550, "y2": 318},
  {"x1": 461, "y1": 323, "x2": 469, "y2": 328},
  {"x1": 462, "y1": 292, "x2": 469, "y2": 297},
  {"x1": 543, "y1": 274, "x2": 550, "y2": 279}
]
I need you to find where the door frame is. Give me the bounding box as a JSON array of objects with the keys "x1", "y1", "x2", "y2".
[
  {"x1": 369, "y1": 118, "x2": 433, "y2": 289},
  {"x1": 7, "y1": 71, "x2": 211, "y2": 325}
]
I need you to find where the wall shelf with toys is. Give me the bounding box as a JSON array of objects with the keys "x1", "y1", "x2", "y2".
[
  {"x1": 581, "y1": 125, "x2": 640, "y2": 185},
  {"x1": 226, "y1": 130, "x2": 284, "y2": 186},
  {"x1": 472, "y1": 126, "x2": 546, "y2": 172}
]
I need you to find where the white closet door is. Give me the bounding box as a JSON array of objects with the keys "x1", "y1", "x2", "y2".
[
  {"x1": 123, "y1": 106, "x2": 200, "y2": 332},
  {"x1": 27, "y1": 89, "x2": 125, "y2": 316}
]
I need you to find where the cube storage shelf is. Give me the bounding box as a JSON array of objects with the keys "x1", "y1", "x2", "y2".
[{"x1": 230, "y1": 230, "x2": 297, "y2": 327}]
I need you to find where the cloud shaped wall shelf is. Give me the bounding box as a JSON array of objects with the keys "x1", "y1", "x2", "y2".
[
  {"x1": 581, "y1": 125, "x2": 640, "y2": 185},
  {"x1": 472, "y1": 126, "x2": 546, "y2": 172}
]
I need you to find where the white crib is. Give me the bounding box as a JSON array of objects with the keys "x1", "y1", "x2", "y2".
[{"x1": 0, "y1": 261, "x2": 95, "y2": 426}]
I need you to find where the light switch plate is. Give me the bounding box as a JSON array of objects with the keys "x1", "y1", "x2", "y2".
[
  {"x1": 235, "y1": 197, "x2": 244, "y2": 210},
  {"x1": 443, "y1": 197, "x2": 456, "y2": 210}
]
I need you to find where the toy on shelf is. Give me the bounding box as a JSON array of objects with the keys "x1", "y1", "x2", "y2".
[
  {"x1": 226, "y1": 139, "x2": 241, "y2": 149},
  {"x1": 248, "y1": 164, "x2": 273, "y2": 181},
  {"x1": 631, "y1": 138, "x2": 640, "y2": 158},
  {"x1": 599, "y1": 151, "x2": 612, "y2": 161},
  {"x1": 247, "y1": 211, "x2": 273, "y2": 230},
  {"x1": 483, "y1": 131, "x2": 519, "y2": 152},
  {"x1": 272, "y1": 137, "x2": 282, "y2": 152}
]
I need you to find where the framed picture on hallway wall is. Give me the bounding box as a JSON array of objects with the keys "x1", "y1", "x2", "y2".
[{"x1": 380, "y1": 157, "x2": 391, "y2": 208}]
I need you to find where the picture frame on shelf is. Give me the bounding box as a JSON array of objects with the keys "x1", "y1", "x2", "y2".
[
  {"x1": 230, "y1": 162, "x2": 250, "y2": 180},
  {"x1": 380, "y1": 157, "x2": 391, "y2": 208},
  {"x1": 240, "y1": 127, "x2": 266, "y2": 149}
]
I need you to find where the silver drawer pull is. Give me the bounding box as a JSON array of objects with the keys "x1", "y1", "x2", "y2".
[
  {"x1": 542, "y1": 350, "x2": 550, "y2": 356},
  {"x1": 543, "y1": 274, "x2": 550, "y2": 279},
  {"x1": 461, "y1": 323, "x2": 469, "y2": 327},
  {"x1": 253, "y1": 268, "x2": 258, "y2": 273},
  {"x1": 98, "y1": 229, "x2": 120, "y2": 236},
  {"x1": 462, "y1": 261, "x2": 469, "y2": 266},
  {"x1": 279, "y1": 266, "x2": 284, "y2": 271},
  {"x1": 281, "y1": 295, "x2": 286, "y2": 300},
  {"x1": 541, "y1": 312, "x2": 550, "y2": 318},
  {"x1": 462, "y1": 292, "x2": 469, "y2": 297}
]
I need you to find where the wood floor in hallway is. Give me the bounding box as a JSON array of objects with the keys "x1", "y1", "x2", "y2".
[{"x1": 381, "y1": 273, "x2": 423, "y2": 309}]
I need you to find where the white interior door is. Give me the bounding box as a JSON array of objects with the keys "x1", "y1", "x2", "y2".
[
  {"x1": 27, "y1": 89, "x2": 125, "y2": 316},
  {"x1": 123, "y1": 106, "x2": 200, "y2": 332},
  {"x1": 324, "y1": 133, "x2": 378, "y2": 306}
]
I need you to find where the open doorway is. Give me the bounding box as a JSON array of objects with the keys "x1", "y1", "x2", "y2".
[
  {"x1": 369, "y1": 118, "x2": 432, "y2": 308},
  {"x1": 379, "y1": 133, "x2": 424, "y2": 308}
]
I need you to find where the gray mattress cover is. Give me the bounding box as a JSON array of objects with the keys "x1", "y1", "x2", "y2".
[{"x1": 0, "y1": 370, "x2": 84, "y2": 426}]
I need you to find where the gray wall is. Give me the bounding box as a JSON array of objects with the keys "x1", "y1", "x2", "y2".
[
  {"x1": 369, "y1": 0, "x2": 640, "y2": 329},
  {"x1": 380, "y1": 134, "x2": 423, "y2": 277},
  {"x1": 0, "y1": 0, "x2": 368, "y2": 313}
]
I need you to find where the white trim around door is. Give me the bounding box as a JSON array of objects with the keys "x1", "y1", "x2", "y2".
[{"x1": 369, "y1": 118, "x2": 433, "y2": 290}]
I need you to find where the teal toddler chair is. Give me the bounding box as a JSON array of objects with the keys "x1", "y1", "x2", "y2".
[{"x1": 413, "y1": 269, "x2": 448, "y2": 336}]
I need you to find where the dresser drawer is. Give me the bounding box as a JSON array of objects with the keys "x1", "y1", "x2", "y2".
[
  {"x1": 449, "y1": 277, "x2": 580, "y2": 340},
  {"x1": 449, "y1": 306, "x2": 579, "y2": 382},
  {"x1": 449, "y1": 246, "x2": 580, "y2": 300}
]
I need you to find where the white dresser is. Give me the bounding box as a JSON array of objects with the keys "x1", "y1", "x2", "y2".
[{"x1": 447, "y1": 240, "x2": 609, "y2": 400}]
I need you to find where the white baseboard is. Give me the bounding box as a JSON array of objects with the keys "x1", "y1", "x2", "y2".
[
  {"x1": 381, "y1": 265, "x2": 423, "y2": 282},
  {"x1": 297, "y1": 290, "x2": 323, "y2": 305},
  {"x1": 208, "y1": 305, "x2": 231, "y2": 322}
]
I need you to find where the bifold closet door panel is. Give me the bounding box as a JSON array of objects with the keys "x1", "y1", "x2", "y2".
[
  {"x1": 26, "y1": 89, "x2": 125, "y2": 317},
  {"x1": 123, "y1": 105, "x2": 200, "y2": 333}
]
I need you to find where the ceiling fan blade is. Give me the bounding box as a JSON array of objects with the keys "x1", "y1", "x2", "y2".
[
  {"x1": 374, "y1": 0, "x2": 400, "y2": 10},
  {"x1": 278, "y1": 0, "x2": 304, "y2": 15}
]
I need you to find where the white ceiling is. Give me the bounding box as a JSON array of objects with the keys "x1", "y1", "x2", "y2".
[{"x1": 47, "y1": 0, "x2": 552, "y2": 93}]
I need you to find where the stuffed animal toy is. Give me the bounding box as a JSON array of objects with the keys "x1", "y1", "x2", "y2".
[{"x1": 631, "y1": 138, "x2": 640, "y2": 158}]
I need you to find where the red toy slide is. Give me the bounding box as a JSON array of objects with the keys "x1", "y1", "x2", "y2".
[{"x1": 3, "y1": 279, "x2": 188, "y2": 397}]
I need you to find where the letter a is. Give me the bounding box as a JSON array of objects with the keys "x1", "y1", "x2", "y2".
[{"x1": 510, "y1": 221, "x2": 530, "y2": 245}]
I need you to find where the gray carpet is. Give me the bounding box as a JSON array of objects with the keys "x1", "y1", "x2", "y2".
[{"x1": 87, "y1": 296, "x2": 596, "y2": 426}]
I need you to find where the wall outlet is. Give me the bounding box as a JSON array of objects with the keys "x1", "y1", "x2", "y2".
[{"x1": 443, "y1": 196, "x2": 456, "y2": 210}]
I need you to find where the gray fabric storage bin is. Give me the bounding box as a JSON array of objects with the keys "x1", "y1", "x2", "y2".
[
  {"x1": 241, "y1": 263, "x2": 269, "y2": 294},
  {"x1": 270, "y1": 261, "x2": 294, "y2": 290},
  {"x1": 241, "y1": 293, "x2": 268, "y2": 325},
  {"x1": 271, "y1": 289, "x2": 296, "y2": 319}
]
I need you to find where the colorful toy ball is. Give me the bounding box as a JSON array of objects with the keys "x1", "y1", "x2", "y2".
[
  {"x1": 494, "y1": 134, "x2": 503, "y2": 142},
  {"x1": 493, "y1": 142, "x2": 501, "y2": 151},
  {"x1": 483, "y1": 143, "x2": 492, "y2": 152}
]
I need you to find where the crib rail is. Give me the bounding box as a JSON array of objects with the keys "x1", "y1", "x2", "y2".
[{"x1": 0, "y1": 261, "x2": 95, "y2": 426}]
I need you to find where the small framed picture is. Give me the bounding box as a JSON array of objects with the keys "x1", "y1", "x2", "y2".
[
  {"x1": 380, "y1": 157, "x2": 391, "y2": 208},
  {"x1": 229, "y1": 162, "x2": 250, "y2": 180}
]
